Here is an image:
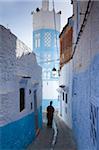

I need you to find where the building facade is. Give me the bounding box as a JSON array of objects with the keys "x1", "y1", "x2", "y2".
[
  {"x1": 32, "y1": 0, "x2": 61, "y2": 111},
  {"x1": 0, "y1": 25, "x2": 42, "y2": 149},
  {"x1": 59, "y1": 17, "x2": 73, "y2": 128},
  {"x1": 72, "y1": 1, "x2": 99, "y2": 150}
]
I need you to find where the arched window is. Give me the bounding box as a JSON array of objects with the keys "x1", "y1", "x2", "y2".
[{"x1": 35, "y1": 33, "x2": 40, "y2": 48}]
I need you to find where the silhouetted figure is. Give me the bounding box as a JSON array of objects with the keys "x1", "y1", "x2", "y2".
[{"x1": 46, "y1": 101, "x2": 55, "y2": 128}]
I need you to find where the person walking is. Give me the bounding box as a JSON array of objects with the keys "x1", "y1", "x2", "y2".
[{"x1": 46, "y1": 101, "x2": 55, "y2": 128}]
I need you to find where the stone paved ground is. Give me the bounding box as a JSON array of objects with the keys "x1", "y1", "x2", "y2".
[
  {"x1": 27, "y1": 113, "x2": 77, "y2": 150},
  {"x1": 27, "y1": 123, "x2": 54, "y2": 150},
  {"x1": 54, "y1": 115, "x2": 77, "y2": 150}
]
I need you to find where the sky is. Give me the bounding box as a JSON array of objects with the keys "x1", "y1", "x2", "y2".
[{"x1": 0, "y1": 0, "x2": 73, "y2": 49}]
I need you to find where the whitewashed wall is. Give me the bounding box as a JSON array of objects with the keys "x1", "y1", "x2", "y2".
[
  {"x1": 59, "y1": 60, "x2": 73, "y2": 129},
  {"x1": 33, "y1": 10, "x2": 60, "y2": 32},
  {"x1": 0, "y1": 25, "x2": 42, "y2": 127}
]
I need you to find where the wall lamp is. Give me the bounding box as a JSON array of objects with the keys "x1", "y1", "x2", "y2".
[{"x1": 52, "y1": 67, "x2": 57, "y2": 76}]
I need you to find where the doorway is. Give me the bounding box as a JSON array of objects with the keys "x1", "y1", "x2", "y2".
[{"x1": 34, "y1": 90, "x2": 38, "y2": 133}]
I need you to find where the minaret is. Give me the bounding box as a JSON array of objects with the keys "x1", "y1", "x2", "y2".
[
  {"x1": 42, "y1": 0, "x2": 49, "y2": 11},
  {"x1": 32, "y1": 0, "x2": 61, "y2": 112}
]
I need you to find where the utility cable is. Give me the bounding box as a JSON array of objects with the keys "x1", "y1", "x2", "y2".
[{"x1": 71, "y1": 0, "x2": 93, "y2": 60}]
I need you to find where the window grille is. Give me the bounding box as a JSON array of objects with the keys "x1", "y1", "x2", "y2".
[{"x1": 44, "y1": 32, "x2": 51, "y2": 47}]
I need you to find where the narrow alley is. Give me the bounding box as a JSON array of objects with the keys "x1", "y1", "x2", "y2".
[
  {"x1": 0, "y1": 0, "x2": 99, "y2": 150},
  {"x1": 28, "y1": 113, "x2": 76, "y2": 150}
]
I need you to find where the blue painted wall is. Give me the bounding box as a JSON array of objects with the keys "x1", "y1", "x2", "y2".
[
  {"x1": 72, "y1": 54, "x2": 99, "y2": 150},
  {"x1": 38, "y1": 106, "x2": 42, "y2": 129},
  {"x1": 72, "y1": 69, "x2": 91, "y2": 150},
  {"x1": 33, "y1": 29, "x2": 59, "y2": 53},
  {"x1": 0, "y1": 106, "x2": 42, "y2": 150}
]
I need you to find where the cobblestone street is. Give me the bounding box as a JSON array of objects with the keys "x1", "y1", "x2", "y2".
[{"x1": 27, "y1": 113, "x2": 77, "y2": 150}]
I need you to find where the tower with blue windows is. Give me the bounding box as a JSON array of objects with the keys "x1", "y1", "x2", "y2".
[{"x1": 32, "y1": 0, "x2": 61, "y2": 111}]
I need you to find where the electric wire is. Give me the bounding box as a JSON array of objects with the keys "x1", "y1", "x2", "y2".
[{"x1": 71, "y1": 0, "x2": 93, "y2": 60}]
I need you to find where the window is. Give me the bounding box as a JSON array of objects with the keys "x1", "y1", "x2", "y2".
[
  {"x1": 29, "y1": 89, "x2": 31, "y2": 94},
  {"x1": 65, "y1": 107, "x2": 67, "y2": 114},
  {"x1": 63, "y1": 92, "x2": 64, "y2": 101},
  {"x1": 31, "y1": 102, "x2": 33, "y2": 109},
  {"x1": 54, "y1": 33, "x2": 59, "y2": 49},
  {"x1": 47, "y1": 54, "x2": 51, "y2": 65},
  {"x1": 35, "y1": 33, "x2": 40, "y2": 48},
  {"x1": 90, "y1": 103, "x2": 98, "y2": 147},
  {"x1": 54, "y1": 34, "x2": 57, "y2": 47},
  {"x1": 44, "y1": 54, "x2": 51, "y2": 65},
  {"x1": 65, "y1": 94, "x2": 68, "y2": 104},
  {"x1": 72, "y1": 77, "x2": 77, "y2": 96},
  {"x1": 44, "y1": 32, "x2": 51, "y2": 47},
  {"x1": 20, "y1": 88, "x2": 25, "y2": 112}
]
